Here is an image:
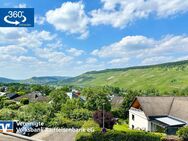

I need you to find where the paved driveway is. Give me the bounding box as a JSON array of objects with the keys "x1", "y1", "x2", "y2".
[
  {"x1": 32, "y1": 129, "x2": 77, "y2": 141},
  {"x1": 0, "y1": 133, "x2": 28, "y2": 141}
]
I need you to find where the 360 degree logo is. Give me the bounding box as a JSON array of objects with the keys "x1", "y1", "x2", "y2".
[
  {"x1": 4, "y1": 11, "x2": 27, "y2": 25},
  {"x1": 0, "y1": 8, "x2": 34, "y2": 27}
]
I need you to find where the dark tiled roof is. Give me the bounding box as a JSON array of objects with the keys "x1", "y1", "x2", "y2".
[
  {"x1": 6, "y1": 93, "x2": 20, "y2": 99},
  {"x1": 14, "y1": 92, "x2": 49, "y2": 102},
  {"x1": 111, "y1": 96, "x2": 124, "y2": 108},
  {"x1": 132, "y1": 96, "x2": 188, "y2": 122}
]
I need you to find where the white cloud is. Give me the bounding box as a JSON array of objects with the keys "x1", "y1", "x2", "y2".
[
  {"x1": 92, "y1": 35, "x2": 188, "y2": 66},
  {"x1": 92, "y1": 36, "x2": 155, "y2": 58},
  {"x1": 141, "y1": 56, "x2": 173, "y2": 65},
  {"x1": 0, "y1": 45, "x2": 27, "y2": 55},
  {"x1": 47, "y1": 40, "x2": 63, "y2": 49},
  {"x1": 46, "y1": 1, "x2": 89, "y2": 39},
  {"x1": 109, "y1": 58, "x2": 129, "y2": 65},
  {"x1": 90, "y1": 0, "x2": 188, "y2": 28},
  {"x1": 66, "y1": 48, "x2": 84, "y2": 56},
  {"x1": 86, "y1": 58, "x2": 97, "y2": 64},
  {"x1": 0, "y1": 27, "x2": 83, "y2": 79},
  {"x1": 35, "y1": 48, "x2": 73, "y2": 64}
]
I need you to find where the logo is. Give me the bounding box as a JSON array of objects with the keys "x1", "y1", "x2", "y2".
[
  {"x1": 0, "y1": 8, "x2": 34, "y2": 27},
  {"x1": 0, "y1": 121, "x2": 13, "y2": 132}
]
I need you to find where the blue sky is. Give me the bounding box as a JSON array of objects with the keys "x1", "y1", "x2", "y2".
[{"x1": 0, "y1": 0, "x2": 188, "y2": 79}]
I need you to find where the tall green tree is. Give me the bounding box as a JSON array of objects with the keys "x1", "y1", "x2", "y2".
[
  {"x1": 82, "y1": 87, "x2": 111, "y2": 111},
  {"x1": 49, "y1": 88, "x2": 68, "y2": 112},
  {"x1": 18, "y1": 102, "x2": 51, "y2": 124}
]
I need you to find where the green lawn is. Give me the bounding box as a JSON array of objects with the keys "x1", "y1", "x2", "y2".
[{"x1": 113, "y1": 124, "x2": 129, "y2": 132}]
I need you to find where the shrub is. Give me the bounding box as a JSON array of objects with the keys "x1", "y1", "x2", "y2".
[
  {"x1": 48, "y1": 114, "x2": 84, "y2": 128},
  {"x1": 177, "y1": 126, "x2": 188, "y2": 141},
  {"x1": 70, "y1": 108, "x2": 92, "y2": 121},
  {"x1": 93, "y1": 110, "x2": 115, "y2": 129},
  {"x1": 0, "y1": 108, "x2": 18, "y2": 120},
  {"x1": 76, "y1": 130, "x2": 162, "y2": 141},
  {"x1": 61, "y1": 99, "x2": 84, "y2": 119},
  {"x1": 111, "y1": 108, "x2": 124, "y2": 118},
  {"x1": 20, "y1": 98, "x2": 29, "y2": 105},
  {"x1": 17, "y1": 102, "x2": 51, "y2": 124},
  {"x1": 3, "y1": 100, "x2": 16, "y2": 107},
  {"x1": 2, "y1": 100, "x2": 20, "y2": 110},
  {"x1": 7, "y1": 103, "x2": 21, "y2": 110},
  {"x1": 82, "y1": 120, "x2": 100, "y2": 131}
]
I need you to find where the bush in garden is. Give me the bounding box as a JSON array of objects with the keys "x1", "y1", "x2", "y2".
[
  {"x1": 7, "y1": 103, "x2": 21, "y2": 110},
  {"x1": 93, "y1": 110, "x2": 116, "y2": 129},
  {"x1": 3, "y1": 100, "x2": 17, "y2": 107},
  {"x1": 177, "y1": 126, "x2": 188, "y2": 141},
  {"x1": 82, "y1": 120, "x2": 100, "y2": 131},
  {"x1": 17, "y1": 102, "x2": 51, "y2": 124},
  {"x1": 2, "y1": 100, "x2": 20, "y2": 110},
  {"x1": 0, "y1": 108, "x2": 18, "y2": 120},
  {"x1": 76, "y1": 130, "x2": 162, "y2": 141},
  {"x1": 48, "y1": 114, "x2": 84, "y2": 128},
  {"x1": 20, "y1": 98, "x2": 29, "y2": 105},
  {"x1": 70, "y1": 108, "x2": 92, "y2": 121}
]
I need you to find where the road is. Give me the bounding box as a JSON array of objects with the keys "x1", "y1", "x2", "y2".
[
  {"x1": 0, "y1": 133, "x2": 28, "y2": 141},
  {"x1": 32, "y1": 129, "x2": 77, "y2": 141}
]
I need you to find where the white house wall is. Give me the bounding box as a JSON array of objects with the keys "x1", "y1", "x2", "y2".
[{"x1": 129, "y1": 108, "x2": 151, "y2": 131}]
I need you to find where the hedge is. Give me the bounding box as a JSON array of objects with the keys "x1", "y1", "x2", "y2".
[
  {"x1": 76, "y1": 130, "x2": 162, "y2": 141},
  {"x1": 177, "y1": 126, "x2": 188, "y2": 141},
  {"x1": 48, "y1": 116, "x2": 84, "y2": 128}
]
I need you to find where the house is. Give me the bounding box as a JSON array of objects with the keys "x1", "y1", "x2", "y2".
[
  {"x1": 111, "y1": 96, "x2": 124, "y2": 108},
  {"x1": 14, "y1": 91, "x2": 49, "y2": 103},
  {"x1": 66, "y1": 89, "x2": 86, "y2": 101},
  {"x1": 0, "y1": 92, "x2": 6, "y2": 97},
  {"x1": 129, "y1": 96, "x2": 188, "y2": 135},
  {"x1": 0, "y1": 86, "x2": 8, "y2": 92}
]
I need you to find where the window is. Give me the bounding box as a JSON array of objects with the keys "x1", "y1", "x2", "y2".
[
  {"x1": 132, "y1": 125, "x2": 134, "y2": 129},
  {"x1": 132, "y1": 114, "x2": 135, "y2": 121}
]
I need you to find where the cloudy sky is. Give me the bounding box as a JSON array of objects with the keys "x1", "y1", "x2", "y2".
[{"x1": 0, "y1": 0, "x2": 188, "y2": 79}]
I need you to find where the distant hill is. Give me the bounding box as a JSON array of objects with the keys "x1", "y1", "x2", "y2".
[
  {"x1": 0, "y1": 77, "x2": 17, "y2": 83},
  {"x1": 62, "y1": 60, "x2": 188, "y2": 92},
  {"x1": 20, "y1": 76, "x2": 71, "y2": 84},
  {"x1": 0, "y1": 76, "x2": 70, "y2": 84},
  {"x1": 1, "y1": 60, "x2": 188, "y2": 92}
]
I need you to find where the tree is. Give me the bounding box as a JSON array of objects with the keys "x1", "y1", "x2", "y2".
[
  {"x1": 0, "y1": 96, "x2": 8, "y2": 109},
  {"x1": 82, "y1": 87, "x2": 111, "y2": 111},
  {"x1": 18, "y1": 102, "x2": 52, "y2": 124},
  {"x1": 0, "y1": 108, "x2": 17, "y2": 120},
  {"x1": 121, "y1": 90, "x2": 141, "y2": 119},
  {"x1": 70, "y1": 108, "x2": 92, "y2": 121},
  {"x1": 61, "y1": 99, "x2": 83, "y2": 118},
  {"x1": 49, "y1": 88, "x2": 68, "y2": 112},
  {"x1": 177, "y1": 126, "x2": 188, "y2": 141},
  {"x1": 93, "y1": 110, "x2": 115, "y2": 129}
]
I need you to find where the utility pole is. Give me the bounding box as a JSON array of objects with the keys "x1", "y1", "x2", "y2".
[
  {"x1": 102, "y1": 103, "x2": 106, "y2": 133},
  {"x1": 103, "y1": 103, "x2": 104, "y2": 129}
]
